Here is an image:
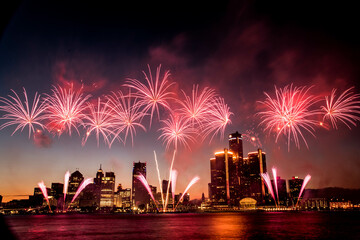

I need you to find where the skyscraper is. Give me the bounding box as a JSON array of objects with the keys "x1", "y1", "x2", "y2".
[
  {"x1": 228, "y1": 131, "x2": 243, "y2": 161},
  {"x1": 289, "y1": 176, "x2": 304, "y2": 204},
  {"x1": 241, "y1": 149, "x2": 267, "y2": 204},
  {"x1": 67, "y1": 170, "x2": 84, "y2": 205},
  {"x1": 209, "y1": 149, "x2": 239, "y2": 206},
  {"x1": 100, "y1": 172, "x2": 115, "y2": 208},
  {"x1": 132, "y1": 161, "x2": 148, "y2": 207}
]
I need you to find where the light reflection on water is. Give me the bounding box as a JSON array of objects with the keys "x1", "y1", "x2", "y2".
[{"x1": 5, "y1": 212, "x2": 360, "y2": 240}]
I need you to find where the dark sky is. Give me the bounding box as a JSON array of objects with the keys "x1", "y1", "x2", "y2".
[{"x1": 1, "y1": 0, "x2": 360, "y2": 201}]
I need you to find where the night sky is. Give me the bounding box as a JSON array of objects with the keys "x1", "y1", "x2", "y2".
[{"x1": 1, "y1": 0, "x2": 360, "y2": 202}]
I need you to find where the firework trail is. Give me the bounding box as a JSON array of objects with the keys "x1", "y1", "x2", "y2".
[
  {"x1": 258, "y1": 84, "x2": 319, "y2": 150},
  {"x1": 45, "y1": 85, "x2": 90, "y2": 136},
  {"x1": 63, "y1": 171, "x2": 70, "y2": 208},
  {"x1": 171, "y1": 169, "x2": 178, "y2": 209},
  {"x1": 164, "y1": 150, "x2": 176, "y2": 212},
  {"x1": 158, "y1": 114, "x2": 196, "y2": 150},
  {"x1": 178, "y1": 85, "x2": 216, "y2": 127},
  {"x1": 153, "y1": 151, "x2": 165, "y2": 210},
  {"x1": 136, "y1": 174, "x2": 159, "y2": 211},
  {"x1": 107, "y1": 90, "x2": 146, "y2": 147},
  {"x1": 272, "y1": 167, "x2": 279, "y2": 205},
  {"x1": 175, "y1": 176, "x2": 200, "y2": 210},
  {"x1": 124, "y1": 64, "x2": 175, "y2": 126},
  {"x1": 38, "y1": 181, "x2": 51, "y2": 212},
  {"x1": 296, "y1": 174, "x2": 311, "y2": 208},
  {"x1": 0, "y1": 88, "x2": 47, "y2": 138},
  {"x1": 82, "y1": 97, "x2": 117, "y2": 147},
  {"x1": 321, "y1": 87, "x2": 360, "y2": 129},
  {"x1": 203, "y1": 97, "x2": 233, "y2": 142},
  {"x1": 260, "y1": 173, "x2": 276, "y2": 206},
  {"x1": 243, "y1": 129, "x2": 262, "y2": 148},
  {"x1": 70, "y1": 178, "x2": 93, "y2": 204}
]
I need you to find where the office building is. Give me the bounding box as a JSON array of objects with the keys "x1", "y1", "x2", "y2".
[
  {"x1": 100, "y1": 172, "x2": 115, "y2": 208},
  {"x1": 289, "y1": 176, "x2": 304, "y2": 204},
  {"x1": 209, "y1": 149, "x2": 239, "y2": 206},
  {"x1": 241, "y1": 149, "x2": 267, "y2": 204},
  {"x1": 132, "y1": 161, "x2": 149, "y2": 207}
]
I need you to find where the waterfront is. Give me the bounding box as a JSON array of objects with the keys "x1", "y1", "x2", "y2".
[{"x1": 4, "y1": 212, "x2": 360, "y2": 239}]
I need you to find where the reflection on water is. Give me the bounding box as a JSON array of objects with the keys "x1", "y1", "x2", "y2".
[{"x1": 4, "y1": 212, "x2": 360, "y2": 240}]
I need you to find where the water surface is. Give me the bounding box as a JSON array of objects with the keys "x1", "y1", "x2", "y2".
[{"x1": 5, "y1": 212, "x2": 360, "y2": 239}]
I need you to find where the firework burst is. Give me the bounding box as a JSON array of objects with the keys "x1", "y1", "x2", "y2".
[
  {"x1": 243, "y1": 129, "x2": 262, "y2": 148},
  {"x1": 45, "y1": 85, "x2": 91, "y2": 136},
  {"x1": 321, "y1": 87, "x2": 360, "y2": 129},
  {"x1": 158, "y1": 114, "x2": 196, "y2": 150},
  {"x1": 0, "y1": 88, "x2": 47, "y2": 138},
  {"x1": 124, "y1": 64, "x2": 175, "y2": 126},
  {"x1": 258, "y1": 84, "x2": 319, "y2": 150},
  {"x1": 178, "y1": 85, "x2": 216, "y2": 127},
  {"x1": 82, "y1": 97, "x2": 117, "y2": 147},
  {"x1": 107, "y1": 90, "x2": 146, "y2": 146},
  {"x1": 203, "y1": 97, "x2": 233, "y2": 142}
]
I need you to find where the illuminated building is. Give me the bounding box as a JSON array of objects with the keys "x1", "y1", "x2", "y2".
[
  {"x1": 114, "y1": 185, "x2": 131, "y2": 210},
  {"x1": 228, "y1": 131, "x2": 243, "y2": 161},
  {"x1": 132, "y1": 161, "x2": 149, "y2": 207},
  {"x1": 241, "y1": 149, "x2": 267, "y2": 204},
  {"x1": 66, "y1": 170, "x2": 84, "y2": 207},
  {"x1": 271, "y1": 176, "x2": 287, "y2": 205},
  {"x1": 100, "y1": 172, "x2": 115, "y2": 208},
  {"x1": 209, "y1": 149, "x2": 239, "y2": 206},
  {"x1": 289, "y1": 176, "x2": 303, "y2": 204}
]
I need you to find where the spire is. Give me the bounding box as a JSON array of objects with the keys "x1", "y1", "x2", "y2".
[{"x1": 100, "y1": 164, "x2": 102, "y2": 170}]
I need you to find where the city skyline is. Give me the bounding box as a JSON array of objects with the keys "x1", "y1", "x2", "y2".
[{"x1": 1, "y1": 1, "x2": 360, "y2": 204}]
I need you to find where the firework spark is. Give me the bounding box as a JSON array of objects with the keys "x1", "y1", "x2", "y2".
[
  {"x1": 202, "y1": 97, "x2": 233, "y2": 142},
  {"x1": 321, "y1": 87, "x2": 360, "y2": 129},
  {"x1": 124, "y1": 64, "x2": 175, "y2": 126},
  {"x1": 296, "y1": 174, "x2": 311, "y2": 208},
  {"x1": 45, "y1": 85, "x2": 90, "y2": 136},
  {"x1": 260, "y1": 173, "x2": 276, "y2": 206},
  {"x1": 158, "y1": 114, "x2": 196, "y2": 150},
  {"x1": 82, "y1": 98, "x2": 117, "y2": 147},
  {"x1": 63, "y1": 171, "x2": 70, "y2": 205},
  {"x1": 164, "y1": 150, "x2": 176, "y2": 212},
  {"x1": 178, "y1": 85, "x2": 216, "y2": 127},
  {"x1": 175, "y1": 176, "x2": 200, "y2": 210},
  {"x1": 153, "y1": 151, "x2": 165, "y2": 210},
  {"x1": 0, "y1": 88, "x2": 47, "y2": 138},
  {"x1": 258, "y1": 84, "x2": 319, "y2": 150},
  {"x1": 272, "y1": 167, "x2": 279, "y2": 205},
  {"x1": 171, "y1": 169, "x2": 178, "y2": 209},
  {"x1": 107, "y1": 90, "x2": 146, "y2": 146},
  {"x1": 136, "y1": 174, "x2": 159, "y2": 211},
  {"x1": 70, "y1": 178, "x2": 93, "y2": 204},
  {"x1": 38, "y1": 181, "x2": 51, "y2": 212}
]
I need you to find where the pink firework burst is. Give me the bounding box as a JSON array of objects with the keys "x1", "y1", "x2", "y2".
[
  {"x1": 0, "y1": 88, "x2": 47, "y2": 138},
  {"x1": 321, "y1": 87, "x2": 360, "y2": 129},
  {"x1": 158, "y1": 114, "x2": 196, "y2": 150},
  {"x1": 107, "y1": 90, "x2": 146, "y2": 146},
  {"x1": 124, "y1": 64, "x2": 175, "y2": 126},
  {"x1": 82, "y1": 97, "x2": 117, "y2": 147},
  {"x1": 45, "y1": 85, "x2": 91, "y2": 136},
  {"x1": 178, "y1": 84, "x2": 216, "y2": 127},
  {"x1": 203, "y1": 97, "x2": 233, "y2": 142},
  {"x1": 243, "y1": 129, "x2": 262, "y2": 148},
  {"x1": 258, "y1": 84, "x2": 319, "y2": 150}
]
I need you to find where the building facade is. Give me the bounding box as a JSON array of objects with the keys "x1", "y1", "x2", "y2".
[{"x1": 132, "y1": 161, "x2": 149, "y2": 207}]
